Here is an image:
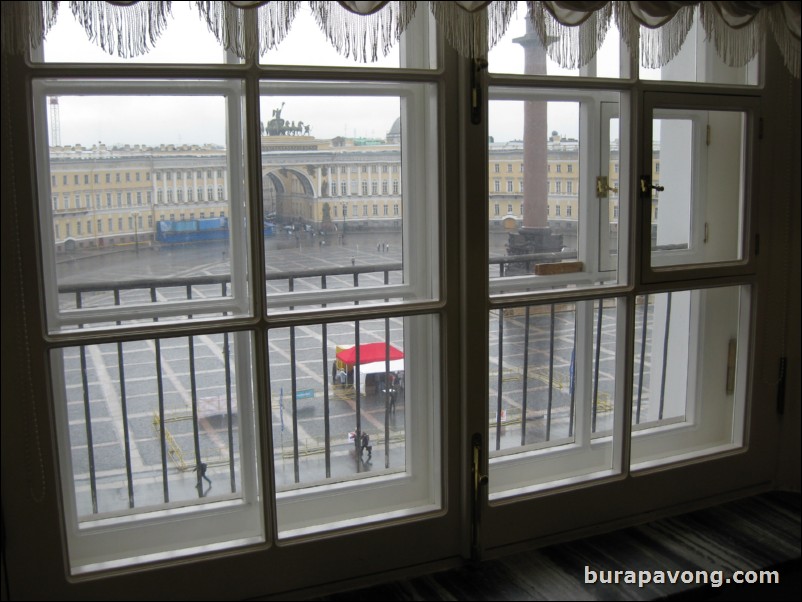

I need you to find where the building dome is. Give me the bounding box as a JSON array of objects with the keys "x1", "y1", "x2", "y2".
[{"x1": 387, "y1": 117, "x2": 401, "y2": 144}]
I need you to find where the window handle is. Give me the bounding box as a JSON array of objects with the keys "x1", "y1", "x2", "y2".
[{"x1": 640, "y1": 175, "x2": 664, "y2": 196}]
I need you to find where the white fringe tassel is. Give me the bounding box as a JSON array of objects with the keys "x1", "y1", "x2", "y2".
[
  {"x1": 700, "y1": 3, "x2": 764, "y2": 70},
  {"x1": 531, "y1": 1, "x2": 614, "y2": 70},
  {"x1": 70, "y1": 0, "x2": 172, "y2": 58},
  {"x1": 309, "y1": 1, "x2": 418, "y2": 63},
  {"x1": 430, "y1": 0, "x2": 517, "y2": 59}
]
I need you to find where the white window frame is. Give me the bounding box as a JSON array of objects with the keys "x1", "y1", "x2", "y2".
[{"x1": 488, "y1": 88, "x2": 629, "y2": 297}]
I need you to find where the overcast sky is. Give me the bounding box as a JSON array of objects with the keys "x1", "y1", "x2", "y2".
[{"x1": 43, "y1": 1, "x2": 624, "y2": 147}]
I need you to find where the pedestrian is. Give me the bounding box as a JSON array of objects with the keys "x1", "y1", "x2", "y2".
[
  {"x1": 360, "y1": 431, "x2": 372, "y2": 461},
  {"x1": 351, "y1": 256, "x2": 355, "y2": 266},
  {"x1": 377, "y1": 242, "x2": 381, "y2": 252},
  {"x1": 195, "y1": 462, "x2": 212, "y2": 495}
]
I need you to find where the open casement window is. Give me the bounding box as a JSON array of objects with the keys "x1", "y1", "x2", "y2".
[
  {"x1": 641, "y1": 93, "x2": 759, "y2": 283},
  {"x1": 29, "y1": 4, "x2": 447, "y2": 577},
  {"x1": 487, "y1": 88, "x2": 630, "y2": 297}
]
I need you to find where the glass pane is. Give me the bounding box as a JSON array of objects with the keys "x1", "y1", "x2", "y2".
[
  {"x1": 56, "y1": 334, "x2": 251, "y2": 516},
  {"x1": 489, "y1": 92, "x2": 624, "y2": 295},
  {"x1": 260, "y1": 3, "x2": 435, "y2": 69},
  {"x1": 651, "y1": 110, "x2": 746, "y2": 268},
  {"x1": 261, "y1": 6, "x2": 397, "y2": 68},
  {"x1": 487, "y1": 298, "x2": 621, "y2": 497},
  {"x1": 39, "y1": 3, "x2": 228, "y2": 63},
  {"x1": 489, "y1": 1, "x2": 624, "y2": 77},
  {"x1": 640, "y1": 13, "x2": 758, "y2": 85},
  {"x1": 261, "y1": 85, "x2": 438, "y2": 312},
  {"x1": 631, "y1": 286, "x2": 749, "y2": 467},
  {"x1": 51, "y1": 332, "x2": 263, "y2": 571},
  {"x1": 268, "y1": 315, "x2": 441, "y2": 537},
  {"x1": 41, "y1": 89, "x2": 250, "y2": 331}
]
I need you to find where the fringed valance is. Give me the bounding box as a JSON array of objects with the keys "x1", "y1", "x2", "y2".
[{"x1": 2, "y1": 1, "x2": 800, "y2": 77}]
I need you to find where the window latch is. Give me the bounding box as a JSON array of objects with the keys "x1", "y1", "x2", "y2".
[
  {"x1": 596, "y1": 176, "x2": 618, "y2": 198},
  {"x1": 640, "y1": 175, "x2": 664, "y2": 198}
]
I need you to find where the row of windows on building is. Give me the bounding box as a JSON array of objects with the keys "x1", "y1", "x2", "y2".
[
  {"x1": 491, "y1": 180, "x2": 618, "y2": 195},
  {"x1": 51, "y1": 171, "x2": 150, "y2": 187},
  {"x1": 330, "y1": 203, "x2": 400, "y2": 218},
  {"x1": 330, "y1": 180, "x2": 400, "y2": 196},
  {"x1": 492, "y1": 202, "x2": 624, "y2": 218},
  {"x1": 52, "y1": 186, "x2": 228, "y2": 210},
  {"x1": 332, "y1": 164, "x2": 400, "y2": 174},
  {"x1": 51, "y1": 169, "x2": 227, "y2": 187},
  {"x1": 54, "y1": 210, "x2": 226, "y2": 239}
]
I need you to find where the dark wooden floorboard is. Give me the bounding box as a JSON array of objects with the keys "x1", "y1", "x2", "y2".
[{"x1": 312, "y1": 491, "x2": 801, "y2": 601}]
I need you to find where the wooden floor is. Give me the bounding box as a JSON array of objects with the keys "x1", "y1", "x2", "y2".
[{"x1": 310, "y1": 491, "x2": 801, "y2": 601}]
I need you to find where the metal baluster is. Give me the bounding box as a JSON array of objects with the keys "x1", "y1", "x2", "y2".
[
  {"x1": 78, "y1": 345, "x2": 98, "y2": 513},
  {"x1": 75, "y1": 292, "x2": 98, "y2": 513},
  {"x1": 495, "y1": 309, "x2": 504, "y2": 451},
  {"x1": 546, "y1": 304, "x2": 556, "y2": 441},
  {"x1": 112, "y1": 289, "x2": 135, "y2": 508},
  {"x1": 567, "y1": 304, "x2": 578, "y2": 438},
  {"x1": 117, "y1": 340, "x2": 135, "y2": 508},
  {"x1": 321, "y1": 276, "x2": 331, "y2": 478},
  {"x1": 288, "y1": 326, "x2": 300, "y2": 483},
  {"x1": 187, "y1": 336, "x2": 205, "y2": 497},
  {"x1": 222, "y1": 281, "x2": 235, "y2": 492},
  {"x1": 520, "y1": 306, "x2": 531, "y2": 446},
  {"x1": 592, "y1": 300, "x2": 603, "y2": 433},
  {"x1": 384, "y1": 320, "x2": 391, "y2": 469},
  {"x1": 658, "y1": 292, "x2": 672, "y2": 420},
  {"x1": 322, "y1": 323, "x2": 331, "y2": 478},
  {"x1": 355, "y1": 323, "x2": 362, "y2": 471},
  {"x1": 636, "y1": 294, "x2": 650, "y2": 425},
  {"x1": 150, "y1": 287, "x2": 169, "y2": 503}
]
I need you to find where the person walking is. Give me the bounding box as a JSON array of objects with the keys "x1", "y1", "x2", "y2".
[{"x1": 360, "y1": 431, "x2": 372, "y2": 461}]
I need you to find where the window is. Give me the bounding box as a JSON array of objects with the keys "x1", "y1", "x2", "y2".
[{"x1": 7, "y1": 2, "x2": 784, "y2": 599}]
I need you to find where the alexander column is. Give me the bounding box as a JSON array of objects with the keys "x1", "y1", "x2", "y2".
[{"x1": 507, "y1": 19, "x2": 563, "y2": 262}]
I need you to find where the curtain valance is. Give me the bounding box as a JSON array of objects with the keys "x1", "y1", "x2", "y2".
[{"x1": 2, "y1": 1, "x2": 800, "y2": 77}]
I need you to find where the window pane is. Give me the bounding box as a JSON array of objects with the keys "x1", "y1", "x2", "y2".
[
  {"x1": 39, "y1": 3, "x2": 229, "y2": 64},
  {"x1": 260, "y1": 3, "x2": 435, "y2": 69},
  {"x1": 489, "y1": 92, "x2": 625, "y2": 296},
  {"x1": 261, "y1": 84, "x2": 438, "y2": 312},
  {"x1": 51, "y1": 332, "x2": 263, "y2": 572},
  {"x1": 640, "y1": 12, "x2": 758, "y2": 85},
  {"x1": 488, "y1": 298, "x2": 622, "y2": 497},
  {"x1": 268, "y1": 315, "x2": 441, "y2": 537},
  {"x1": 489, "y1": 1, "x2": 624, "y2": 78},
  {"x1": 631, "y1": 286, "x2": 749, "y2": 467},
  {"x1": 650, "y1": 110, "x2": 746, "y2": 268},
  {"x1": 38, "y1": 88, "x2": 252, "y2": 332}
]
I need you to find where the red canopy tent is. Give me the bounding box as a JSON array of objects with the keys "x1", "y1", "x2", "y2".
[{"x1": 336, "y1": 343, "x2": 403, "y2": 366}]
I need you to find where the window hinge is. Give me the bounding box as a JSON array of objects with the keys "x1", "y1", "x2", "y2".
[
  {"x1": 470, "y1": 59, "x2": 488, "y2": 126},
  {"x1": 471, "y1": 432, "x2": 488, "y2": 561},
  {"x1": 596, "y1": 175, "x2": 618, "y2": 198},
  {"x1": 706, "y1": 124, "x2": 711, "y2": 146}
]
